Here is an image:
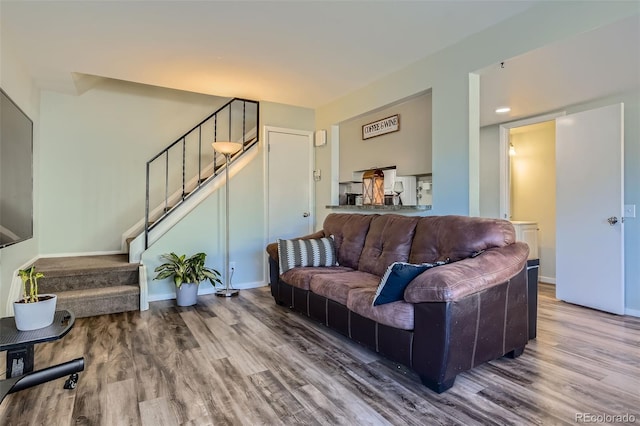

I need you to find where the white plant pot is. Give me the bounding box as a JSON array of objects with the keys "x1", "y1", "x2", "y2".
[
  {"x1": 176, "y1": 283, "x2": 199, "y2": 306},
  {"x1": 13, "y1": 294, "x2": 58, "y2": 331}
]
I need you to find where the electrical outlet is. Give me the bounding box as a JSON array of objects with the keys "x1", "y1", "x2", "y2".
[
  {"x1": 229, "y1": 261, "x2": 236, "y2": 272},
  {"x1": 624, "y1": 204, "x2": 636, "y2": 218}
]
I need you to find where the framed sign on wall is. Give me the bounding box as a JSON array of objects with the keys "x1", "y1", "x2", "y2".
[{"x1": 362, "y1": 114, "x2": 400, "y2": 140}]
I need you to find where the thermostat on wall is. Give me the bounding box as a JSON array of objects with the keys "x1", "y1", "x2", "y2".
[{"x1": 315, "y1": 129, "x2": 327, "y2": 147}]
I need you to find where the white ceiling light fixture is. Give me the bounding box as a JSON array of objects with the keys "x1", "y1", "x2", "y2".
[{"x1": 495, "y1": 106, "x2": 511, "y2": 113}]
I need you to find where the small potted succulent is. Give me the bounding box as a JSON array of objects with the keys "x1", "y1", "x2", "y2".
[
  {"x1": 153, "y1": 252, "x2": 222, "y2": 306},
  {"x1": 14, "y1": 265, "x2": 57, "y2": 331}
]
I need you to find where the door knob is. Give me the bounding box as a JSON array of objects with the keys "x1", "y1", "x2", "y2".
[
  {"x1": 607, "y1": 216, "x2": 618, "y2": 225},
  {"x1": 303, "y1": 212, "x2": 310, "y2": 217}
]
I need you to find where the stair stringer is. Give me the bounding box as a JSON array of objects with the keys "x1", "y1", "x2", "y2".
[
  {"x1": 126, "y1": 145, "x2": 259, "y2": 264},
  {"x1": 122, "y1": 128, "x2": 258, "y2": 256}
]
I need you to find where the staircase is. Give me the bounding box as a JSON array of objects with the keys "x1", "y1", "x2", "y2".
[
  {"x1": 34, "y1": 255, "x2": 139, "y2": 318},
  {"x1": 20, "y1": 98, "x2": 260, "y2": 319}
]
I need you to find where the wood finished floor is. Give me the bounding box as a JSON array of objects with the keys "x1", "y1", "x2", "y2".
[{"x1": 1, "y1": 284, "x2": 638, "y2": 425}]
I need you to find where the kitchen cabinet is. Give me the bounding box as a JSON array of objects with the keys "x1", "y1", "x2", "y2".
[{"x1": 511, "y1": 221, "x2": 539, "y2": 260}]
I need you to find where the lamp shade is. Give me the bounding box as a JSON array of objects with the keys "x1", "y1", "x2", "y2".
[{"x1": 212, "y1": 141, "x2": 242, "y2": 155}]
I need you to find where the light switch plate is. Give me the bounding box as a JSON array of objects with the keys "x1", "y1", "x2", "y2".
[{"x1": 624, "y1": 204, "x2": 636, "y2": 218}]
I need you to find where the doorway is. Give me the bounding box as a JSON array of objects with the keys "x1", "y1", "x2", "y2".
[
  {"x1": 509, "y1": 120, "x2": 557, "y2": 283},
  {"x1": 265, "y1": 127, "x2": 314, "y2": 245},
  {"x1": 498, "y1": 105, "x2": 625, "y2": 315}
]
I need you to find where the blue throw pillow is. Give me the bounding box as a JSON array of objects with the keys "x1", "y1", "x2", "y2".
[{"x1": 373, "y1": 261, "x2": 446, "y2": 306}]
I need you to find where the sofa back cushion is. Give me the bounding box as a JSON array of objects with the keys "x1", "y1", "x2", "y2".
[
  {"x1": 409, "y1": 215, "x2": 516, "y2": 264},
  {"x1": 358, "y1": 215, "x2": 419, "y2": 277},
  {"x1": 323, "y1": 213, "x2": 375, "y2": 269}
]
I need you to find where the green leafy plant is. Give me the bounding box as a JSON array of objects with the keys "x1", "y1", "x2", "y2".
[
  {"x1": 153, "y1": 252, "x2": 222, "y2": 288},
  {"x1": 17, "y1": 265, "x2": 45, "y2": 303}
]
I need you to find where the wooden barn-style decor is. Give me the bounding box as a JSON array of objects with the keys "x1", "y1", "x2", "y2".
[{"x1": 362, "y1": 169, "x2": 385, "y2": 205}]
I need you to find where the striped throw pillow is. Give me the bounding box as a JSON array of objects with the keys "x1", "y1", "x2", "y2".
[{"x1": 277, "y1": 237, "x2": 336, "y2": 273}]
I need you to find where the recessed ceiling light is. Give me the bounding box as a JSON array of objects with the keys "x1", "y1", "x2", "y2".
[{"x1": 495, "y1": 107, "x2": 511, "y2": 114}]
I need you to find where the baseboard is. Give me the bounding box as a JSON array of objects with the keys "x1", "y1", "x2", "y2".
[
  {"x1": 147, "y1": 292, "x2": 176, "y2": 302},
  {"x1": 625, "y1": 307, "x2": 640, "y2": 318},
  {"x1": 147, "y1": 281, "x2": 267, "y2": 302},
  {"x1": 539, "y1": 275, "x2": 556, "y2": 284}
]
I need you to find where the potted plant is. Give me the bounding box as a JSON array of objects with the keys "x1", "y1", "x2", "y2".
[
  {"x1": 153, "y1": 252, "x2": 222, "y2": 306},
  {"x1": 14, "y1": 265, "x2": 57, "y2": 331}
]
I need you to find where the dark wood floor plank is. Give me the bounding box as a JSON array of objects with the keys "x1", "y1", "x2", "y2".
[{"x1": 2, "y1": 283, "x2": 639, "y2": 426}]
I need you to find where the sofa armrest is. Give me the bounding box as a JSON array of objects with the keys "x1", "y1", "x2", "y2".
[
  {"x1": 404, "y1": 242, "x2": 529, "y2": 303},
  {"x1": 265, "y1": 230, "x2": 327, "y2": 262}
]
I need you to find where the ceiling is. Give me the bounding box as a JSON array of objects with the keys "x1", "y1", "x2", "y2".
[
  {"x1": 1, "y1": 1, "x2": 638, "y2": 126},
  {"x1": 479, "y1": 14, "x2": 640, "y2": 126}
]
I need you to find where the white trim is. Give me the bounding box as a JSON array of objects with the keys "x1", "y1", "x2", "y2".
[
  {"x1": 499, "y1": 125, "x2": 510, "y2": 220},
  {"x1": 139, "y1": 263, "x2": 149, "y2": 311},
  {"x1": 625, "y1": 308, "x2": 640, "y2": 318},
  {"x1": 262, "y1": 125, "x2": 269, "y2": 285},
  {"x1": 468, "y1": 72, "x2": 480, "y2": 217},
  {"x1": 330, "y1": 125, "x2": 340, "y2": 207}
]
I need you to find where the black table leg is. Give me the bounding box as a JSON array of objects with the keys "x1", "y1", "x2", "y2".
[{"x1": 6, "y1": 345, "x2": 34, "y2": 378}]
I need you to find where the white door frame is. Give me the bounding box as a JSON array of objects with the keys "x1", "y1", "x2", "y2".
[
  {"x1": 499, "y1": 111, "x2": 565, "y2": 220},
  {"x1": 263, "y1": 126, "x2": 315, "y2": 276}
]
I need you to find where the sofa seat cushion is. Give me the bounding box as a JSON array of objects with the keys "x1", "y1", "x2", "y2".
[
  {"x1": 347, "y1": 287, "x2": 414, "y2": 330},
  {"x1": 281, "y1": 266, "x2": 354, "y2": 290},
  {"x1": 310, "y1": 271, "x2": 379, "y2": 305}
]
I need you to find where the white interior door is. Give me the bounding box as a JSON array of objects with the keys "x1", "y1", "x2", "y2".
[
  {"x1": 555, "y1": 103, "x2": 624, "y2": 314},
  {"x1": 267, "y1": 128, "x2": 314, "y2": 243}
]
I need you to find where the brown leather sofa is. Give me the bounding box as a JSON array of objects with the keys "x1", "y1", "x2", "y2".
[{"x1": 266, "y1": 213, "x2": 530, "y2": 393}]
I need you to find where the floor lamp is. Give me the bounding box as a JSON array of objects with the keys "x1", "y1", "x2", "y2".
[{"x1": 212, "y1": 141, "x2": 243, "y2": 297}]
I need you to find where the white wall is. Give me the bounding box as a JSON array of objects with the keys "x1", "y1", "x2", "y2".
[
  {"x1": 38, "y1": 80, "x2": 229, "y2": 254},
  {"x1": 315, "y1": 2, "x2": 639, "y2": 312},
  {"x1": 339, "y1": 92, "x2": 432, "y2": 180},
  {"x1": 0, "y1": 33, "x2": 41, "y2": 317}
]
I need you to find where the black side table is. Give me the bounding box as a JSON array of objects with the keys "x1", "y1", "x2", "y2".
[
  {"x1": 0, "y1": 310, "x2": 84, "y2": 404},
  {"x1": 527, "y1": 259, "x2": 540, "y2": 340},
  {"x1": 1, "y1": 310, "x2": 75, "y2": 378}
]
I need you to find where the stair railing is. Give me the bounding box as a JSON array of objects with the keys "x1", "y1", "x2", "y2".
[{"x1": 144, "y1": 98, "x2": 259, "y2": 249}]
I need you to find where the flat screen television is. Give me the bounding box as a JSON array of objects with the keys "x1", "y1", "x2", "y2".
[{"x1": 0, "y1": 88, "x2": 33, "y2": 248}]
